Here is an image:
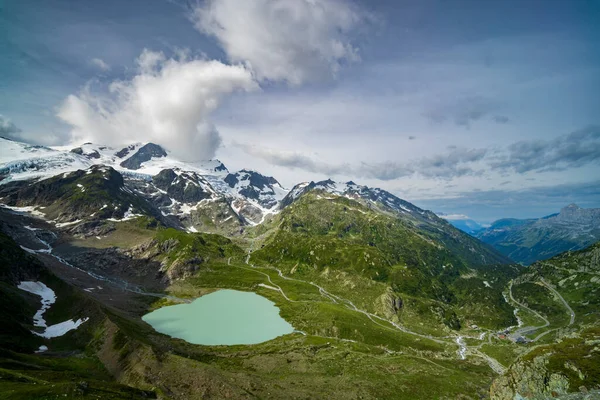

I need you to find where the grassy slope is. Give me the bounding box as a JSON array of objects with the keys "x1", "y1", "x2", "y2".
[
  {"x1": 10, "y1": 181, "x2": 599, "y2": 398},
  {"x1": 0, "y1": 231, "x2": 157, "y2": 399},
  {"x1": 490, "y1": 241, "x2": 600, "y2": 398},
  {"x1": 1, "y1": 166, "x2": 160, "y2": 223},
  {"x1": 477, "y1": 219, "x2": 599, "y2": 266},
  {"x1": 249, "y1": 192, "x2": 517, "y2": 331},
  {"x1": 66, "y1": 223, "x2": 500, "y2": 398}
]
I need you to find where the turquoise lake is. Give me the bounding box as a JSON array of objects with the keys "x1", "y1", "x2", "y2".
[{"x1": 142, "y1": 289, "x2": 294, "y2": 345}]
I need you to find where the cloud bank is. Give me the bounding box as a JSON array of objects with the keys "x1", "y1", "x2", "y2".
[
  {"x1": 191, "y1": 0, "x2": 367, "y2": 85},
  {"x1": 58, "y1": 51, "x2": 257, "y2": 161},
  {"x1": 492, "y1": 125, "x2": 600, "y2": 173},
  {"x1": 236, "y1": 142, "x2": 486, "y2": 180},
  {"x1": 236, "y1": 126, "x2": 600, "y2": 180},
  {"x1": 424, "y1": 96, "x2": 509, "y2": 128},
  {"x1": 57, "y1": 0, "x2": 368, "y2": 161},
  {"x1": 416, "y1": 180, "x2": 600, "y2": 222},
  {"x1": 0, "y1": 115, "x2": 22, "y2": 140}
]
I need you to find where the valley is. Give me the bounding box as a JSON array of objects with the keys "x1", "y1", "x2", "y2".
[{"x1": 0, "y1": 138, "x2": 598, "y2": 399}]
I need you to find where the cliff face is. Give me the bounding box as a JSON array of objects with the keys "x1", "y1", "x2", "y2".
[
  {"x1": 491, "y1": 355, "x2": 570, "y2": 400},
  {"x1": 490, "y1": 326, "x2": 600, "y2": 400}
]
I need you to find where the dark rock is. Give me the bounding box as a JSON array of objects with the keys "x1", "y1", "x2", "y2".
[
  {"x1": 224, "y1": 173, "x2": 238, "y2": 188},
  {"x1": 392, "y1": 297, "x2": 403, "y2": 311},
  {"x1": 152, "y1": 169, "x2": 210, "y2": 203},
  {"x1": 115, "y1": 144, "x2": 136, "y2": 158},
  {"x1": 76, "y1": 381, "x2": 89, "y2": 395},
  {"x1": 153, "y1": 169, "x2": 177, "y2": 190},
  {"x1": 161, "y1": 238, "x2": 179, "y2": 253},
  {"x1": 120, "y1": 143, "x2": 167, "y2": 170},
  {"x1": 214, "y1": 161, "x2": 228, "y2": 172},
  {"x1": 70, "y1": 147, "x2": 83, "y2": 155},
  {"x1": 86, "y1": 150, "x2": 101, "y2": 159}
]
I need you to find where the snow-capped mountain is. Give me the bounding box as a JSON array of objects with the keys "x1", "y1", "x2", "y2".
[
  {"x1": 0, "y1": 137, "x2": 287, "y2": 232},
  {"x1": 282, "y1": 178, "x2": 437, "y2": 222},
  {"x1": 279, "y1": 178, "x2": 512, "y2": 266},
  {"x1": 0, "y1": 138, "x2": 230, "y2": 183}
]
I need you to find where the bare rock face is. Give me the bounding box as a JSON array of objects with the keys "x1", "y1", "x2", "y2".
[
  {"x1": 120, "y1": 143, "x2": 167, "y2": 170},
  {"x1": 376, "y1": 288, "x2": 403, "y2": 320},
  {"x1": 490, "y1": 354, "x2": 570, "y2": 400}
]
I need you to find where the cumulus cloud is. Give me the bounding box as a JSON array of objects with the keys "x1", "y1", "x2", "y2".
[
  {"x1": 90, "y1": 58, "x2": 110, "y2": 71},
  {"x1": 191, "y1": 0, "x2": 368, "y2": 85},
  {"x1": 491, "y1": 125, "x2": 600, "y2": 173},
  {"x1": 57, "y1": 1, "x2": 369, "y2": 161},
  {"x1": 58, "y1": 50, "x2": 258, "y2": 161},
  {"x1": 0, "y1": 115, "x2": 22, "y2": 140},
  {"x1": 235, "y1": 142, "x2": 485, "y2": 180},
  {"x1": 438, "y1": 213, "x2": 472, "y2": 221}
]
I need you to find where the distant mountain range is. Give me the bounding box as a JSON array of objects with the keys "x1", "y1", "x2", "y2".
[
  {"x1": 438, "y1": 213, "x2": 485, "y2": 234},
  {"x1": 475, "y1": 204, "x2": 600, "y2": 265}
]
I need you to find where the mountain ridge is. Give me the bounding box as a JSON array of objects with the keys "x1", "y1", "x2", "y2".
[{"x1": 476, "y1": 204, "x2": 600, "y2": 265}]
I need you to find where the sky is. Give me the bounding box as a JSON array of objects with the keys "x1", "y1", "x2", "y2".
[{"x1": 1, "y1": 0, "x2": 599, "y2": 223}]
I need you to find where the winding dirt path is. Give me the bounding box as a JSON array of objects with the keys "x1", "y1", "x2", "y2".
[{"x1": 539, "y1": 278, "x2": 575, "y2": 325}]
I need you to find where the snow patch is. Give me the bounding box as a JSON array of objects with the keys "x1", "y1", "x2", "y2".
[
  {"x1": 37, "y1": 318, "x2": 89, "y2": 339},
  {"x1": 456, "y1": 336, "x2": 467, "y2": 360},
  {"x1": 18, "y1": 281, "x2": 89, "y2": 338},
  {"x1": 17, "y1": 281, "x2": 56, "y2": 328},
  {"x1": 107, "y1": 205, "x2": 142, "y2": 221},
  {"x1": 35, "y1": 345, "x2": 48, "y2": 353},
  {"x1": 1, "y1": 205, "x2": 46, "y2": 218},
  {"x1": 56, "y1": 219, "x2": 82, "y2": 228}
]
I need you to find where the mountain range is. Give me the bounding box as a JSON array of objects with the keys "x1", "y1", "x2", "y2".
[
  {"x1": 475, "y1": 204, "x2": 600, "y2": 265},
  {"x1": 438, "y1": 213, "x2": 486, "y2": 234},
  {"x1": 0, "y1": 136, "x2": 598, "y2": 399}
]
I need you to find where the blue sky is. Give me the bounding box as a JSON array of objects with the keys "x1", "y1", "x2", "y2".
[{"x1": 1, "y1": 0, "x2": 599, "y2": 222}]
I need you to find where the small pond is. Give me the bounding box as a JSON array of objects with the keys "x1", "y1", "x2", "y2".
[{"x1": 142, "y1": 289, "x2": 294, "y2": 345}]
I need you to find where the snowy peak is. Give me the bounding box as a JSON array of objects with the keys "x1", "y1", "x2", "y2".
[
  {"x1": 0, "y1": 138, "x2": 230, "y2": 183},
  {"x1": 282, "y1": 178, "x2": 431, "y2": 219},
  {"x1": 152, "y1": 168, "x2": 215, "y2": 204},
  {"x1": 0, "y1": 137, "x2": 57, "y2": 164},
  {"x1": 119, "y1": 143, "x2": 167, "y2": 170},
  {"x1": 225, "y1": 169, "x2": 287, "y2": 210}
]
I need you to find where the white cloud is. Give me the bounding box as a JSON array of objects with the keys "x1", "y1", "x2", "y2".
[
  {"x1": 191, "y1": 0, "x2": 368, "y2": 85},
  {"x1": 439, "y1": 213, "x2": 471, "y2": 221},
  {"x1": 234, "y1": 142, "x2": 485, "y2": 180},
  {"x1": 58, "y1": 50, "x2": 258, "y2": 161},
  {"x1": 90, "y1": 58, "x2": 111, "y2": 71},
  {"x1": 0, "y1": 115, "x2": 22, "y2": 139}
]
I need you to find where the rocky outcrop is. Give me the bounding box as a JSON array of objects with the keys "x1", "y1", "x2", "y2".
[
  {"x1": 120, "y1": 143, "x2": 167, "y2": 170},
  {"x1": 491, "y1": 325, "x2": 600, "y2": 400},
  {"x1": 491, "y1": 354, "x2": 570, "y2": 400},
  {"x1": 152, "y1": 169, "x2": 211, "y2": 204},
  {"x1": 376, "y1": 288, "x2": 403, "y2": 320},
  {"x1": 225, "y1": 169, "x2": 283, "y2": 209}
]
